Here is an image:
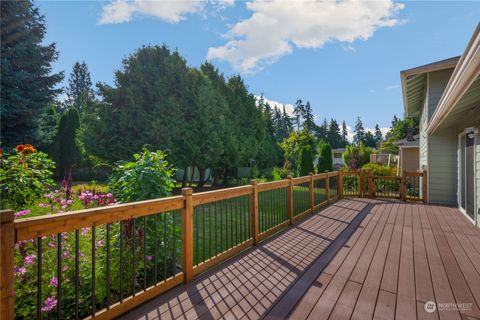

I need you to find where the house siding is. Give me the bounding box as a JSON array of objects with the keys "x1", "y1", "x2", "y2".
[
  {"x1": 476, "y1": 133, "x2": 480, "y2": 226},
  {"x1": 419, "y1": 85, "x2": 429, "y2": 171},
  {"x1": 428, "y1": 132, "x2": 458, "y2": 205}
]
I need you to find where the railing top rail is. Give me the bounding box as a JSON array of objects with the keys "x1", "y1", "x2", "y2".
[
  {"x1": 14, "y1": 195, "x2": 184, "y2": 242},
  {"x1": 371, "y1": 175, "x2": 402, "y2": 180},
  {"x1": 403, "y1": 171, "x2": 425, "y2": 177},
  {"x1": 312, "y1": 173, "x2": 327, "y2": 180},
  {"x1": 291, "y1": 176, "x2": 311, "y2": 184},
  {"x1": 192, "y1": 184, "x2": 253, "y2": 205},
  {"x1": 257, "y1": 180, "x2": 290, "y2": 192}
]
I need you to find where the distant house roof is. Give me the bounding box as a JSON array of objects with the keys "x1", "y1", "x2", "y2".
[
  {"x1": 332, "y1": 148, "x2": 346, "y2": 153},
  {"x1": 393, "y1": 134, "x2": 419, "y2": 148}
]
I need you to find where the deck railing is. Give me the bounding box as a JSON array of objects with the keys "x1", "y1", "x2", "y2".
[
  {"x1": 0, "y1": 169, "x2": 426, "y2": 319},
  {"x1": 0, "y1": 172, "x2": 340, "y2": 320}
]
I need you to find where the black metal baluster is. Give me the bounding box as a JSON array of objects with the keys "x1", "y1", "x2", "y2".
[
  {"x1": 240, "y1": 196, "x2": 244, "y2": 242},
  {"x1": 91, "y1": 226, "x2": 96, "y2": 316},
  {"x1": 120, "y1": 221, "x2": 124, "y2": 302},
  {"x1": 220, "y1": 201, "x2": 223, "y2": 252},
  {"x1": 195, "y1": 207, "x2": 198, "y2": 265},
  {"x1": 132, "y1": 219, "x2": 136, "y2": 296},
  {"x1": 36, "y1": 237, "x2": 42, "y2": 320},
  {"x1": 172, "y1": 211, "x2": 176, "y2": 276},
  {"x1": 202, "y1": 204, "x2": 205, "y2": 262},
  {"x1": 235, "y1": 196, "x2": 239, "y2": 245},
  {"x1": 106, "y1": 224, "x2": 111, "y2": 309},
  {"x1": 143, "y1": 216, "x2": 147, "y2": 291},
  {"x1": 57, "y1": 233, "x2": 62, "y2": 320},
  {"x1": 75, "y1": 230, "x2": 79, "y2": 319},
  {"x1": 226, "y1": 200, "x2": 229, "y2": 250},
  {"x1": 154, "y1": 214, "x2": 158, "y2": 283},
  {"x1": 214, "y1": 202, "x2": 217, "y2": 256},
  {"x1": 163, "y1": 213, "x2": 167, "y2": 280},
  {"x1": 209, "y1": 204, "x2": 212, "y2": 259}
]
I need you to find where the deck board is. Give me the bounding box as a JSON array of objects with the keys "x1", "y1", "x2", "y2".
[{"x1": 118, "y1": 200, "x2": 480, "y2": 320}]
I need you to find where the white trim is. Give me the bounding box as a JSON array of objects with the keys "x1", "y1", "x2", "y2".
[
  {"x1": 457, "y1": 129, "x2": 477, "y2": 225},
  {"x1": 459, "y1": 206, "x2": 475, "y2": 224}
]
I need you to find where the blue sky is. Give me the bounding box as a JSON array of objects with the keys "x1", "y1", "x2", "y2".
[{"x1": 38, "y1": 1, "x2": 480, "y2": 134}]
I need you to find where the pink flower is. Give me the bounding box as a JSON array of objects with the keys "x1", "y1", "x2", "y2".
[
  {"x1": 24, "y1": 254, "x2": 36, "y2": 266},
  {"x1": 81, "y1": 228, "x2": 89, "y2": 236},
  {"x1": 107, "y1": 193, "x2": 113, "y2": 198},
  {"x1": 48, "y1": 241, "x2": 55, "y2": 248},
  {"x1": 146, "y1": 255, "x2": 153, "y2": 261},
  {"x1": 62, "y1": 250, "x2": 70, "y2": 259},
  {"x1": 39, "y1": 203, "x2": 51, "y2": 208},
  {"x1": 96, "y1": 240, "x2": 105, "y2": 248},
  {"x1": 14, "y1": 210, "x2": 31, "y2": 218},
  {"x1": 14, "y1": 267, "x2": 26, "y2": 276},
  {"x1": 41, "y1": 296, "x2": 57, "y2": 312},
  {"x1": 49, "y1": 276, "x2": 58, "y2": 287}
]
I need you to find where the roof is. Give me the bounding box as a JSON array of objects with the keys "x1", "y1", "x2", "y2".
[
  {"x1": 428, "y1": 23, "x2": 480, "y2": 134},
  {"x1": 400, "y1": 56, "x2": 460, "y2": 117},
  {"x1": 393, "y1": 134, "x2": 419, "y2": 147},
  {"x1": 332, "y1": 148, "x2": 346, "y2": 153}
]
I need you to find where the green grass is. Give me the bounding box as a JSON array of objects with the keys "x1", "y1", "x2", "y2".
[{"x1": 191, "y1": 185, "x2": 327, "y2": 265}]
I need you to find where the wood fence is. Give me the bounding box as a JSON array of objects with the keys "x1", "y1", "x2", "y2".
[{"x1": 0, "y1": 170, "x2": 426, "y2": 319}]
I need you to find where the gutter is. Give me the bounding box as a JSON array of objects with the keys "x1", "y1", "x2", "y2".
[{"x1": 427, "y1": 23, "x2": 480, "y2": 134}]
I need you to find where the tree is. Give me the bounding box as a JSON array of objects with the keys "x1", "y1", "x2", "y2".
[
  {"x1": 353, "y1": 117, "x2": 366, "y2": 144},
  {"x1": 317, "y1": 143, "x2": 333, "y2": 172},
  {"x1": 66, "y1": 61, "x2": 94, "y2": 114},
  {"x1": 37, "y1": 104, "x2": 59, "y2": 150},
  {"x1": 303, "y1": 101, "x2": 315, "y2": 133},
  {"x1": 51, "y1": 108, "x2": 82, "y2": 177},
  {"x1": 293, "y1": 99, "x2": 305, "y2": 130},
  {"x1": 341, "y1": 121, "x2": 349, "y2": 146},
  {"x1": 280, "y1": 129, "x2": 317, "y2": 167},
  {"x1": 314, "y1": 118, "x2": 328, "y2": 142},
  {"x1": 364, "y1": 131, "x2": 377, "y2": 148},
  {"x1": 342, "y1": 143, "x2": 373, "y2": 169},
  {"x1": 374, "y1": 124, "x2": 383, "y2": 146},
  {"x1": 1, "y1": 0, "x2": 63, "y2": 147},
  {"x1": 297, "y1": 145, "x2": 314, "y2": 177},
  {"x1": 327, "y1": 119, "x2": 342, "y2": 148}
]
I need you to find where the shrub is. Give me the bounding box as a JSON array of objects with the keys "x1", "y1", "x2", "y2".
[
  {"x1": 342, "y1": 143, "x2": 373, "y2": 169},
  {"x1": 0, "y1": 145, "x2": 55, "y2": 210},
  {"x1": 317, "y1": 143, "x2": 333, "y2": 173},
  {"x1": 272, "y1": 166, "x2": 291, "y2": 180},
  {"x1": 297, "y1": 146, "x2": 314, "y2": 177},
  {"x1": 109, "y1": 148, "x2": 175, "y2": 202},
  {"x1": 361, "y1": 163, "x2": 396, "y2": 176}
]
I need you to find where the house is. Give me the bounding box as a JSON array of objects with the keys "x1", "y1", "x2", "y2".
[
  {"x1": 400, "y1": 23, "x2": 480, "y2": 226},
  {"x1": 393, "y1": 133, "x2": 419, "y2": 175},
  {"x1": 331, "y1": 147, "x2": 345, "y2": 169}
]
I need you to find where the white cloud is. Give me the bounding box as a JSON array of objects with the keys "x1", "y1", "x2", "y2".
[
  {"x1": 385, "y1": 84, "x2": 400, "y2": 91},
  {"x1": 254, "y1": 95, "x2": 294, "y2": 115},
  {"x1": 99, "y1": 0, "x2": 234, "y2": 24},
  {"x1": 207, "y1": 0, "x2": 404, "y2": 74}
]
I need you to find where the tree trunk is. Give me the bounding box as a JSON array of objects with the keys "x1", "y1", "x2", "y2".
[
  {"x1": 181, "y1": 167, "x2": 188, "y2": 188},
  {"x1": 188, "y1": 166, "x2": 195, "y2": 188},
  {"x1": 198, "y1": 167, "x2": 206, "y2": 188}
]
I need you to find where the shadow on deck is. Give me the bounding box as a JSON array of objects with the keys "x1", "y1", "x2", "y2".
[{"x1": 119, "y1": 199, "x2": 480, "y2": 320}]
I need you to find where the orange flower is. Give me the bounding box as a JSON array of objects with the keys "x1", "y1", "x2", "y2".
[
  {"x1": 15, "y1": 144, "x2": 25, "y2": 153},
  {"x1": 22, "y1": 144, "x2": 36, "y2": 156}
]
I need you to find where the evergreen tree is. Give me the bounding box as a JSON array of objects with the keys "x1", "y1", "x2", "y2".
[
  {"x1": 353, "y1": 117, "x2": 366, "y2": 144},
  {"x1": 297, "y1": 145, "x2": 314, "y2": 177},
  {"x1": 293, "y1": 99, "x2": 305, "y2": 130},
  {"x1": 37, "y1": 104, "x2": 59, "y2": 150},
  {"x1": 303, "y1": 101, "x2": 315, "y2": 133},
  {"x1": 327, "y1": 119, "x2": 342, "y2": 148},
  {"x1": 51, "y1": 108, "x2": 82, "y2": 177},
  {"x1": 315, "y1": 118, "x2": 328, "y2": 142},
  {"x1": 374, "y1": 124, "x2": 383, "y2": 146},
  {"x1": 66, "y1": 61, "x2": 94, "y2": 113},
  {"x1": 282, "y1": 105, "x2": 293, "y2": 136},
  {"x1": 341, "y1": 121, "x2": 349, "y2": 146},
  {"x1": 364, "y1": 131, "x2": 377, "y2": 148},
  {"x1": 1, "y1": 0, "x2": 63, "y2": 147},
  {"x1": 317, "y1": 143, "x2": 333, "y2": 172}
]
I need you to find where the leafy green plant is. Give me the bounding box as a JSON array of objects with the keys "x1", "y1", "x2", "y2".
[
  {"x1": 109, "y1": 148, "x2": 175, "y2": 202},
  {"x1": 0, "y1": 145, "x2": 55, "y2": 210},
  {"x1": 361, "y1": 163, "x2": 396, "y2": 176},
  {"x1": 297, "y1": 145, "x2": 314, "y2": 177},
  {"x1": 317, "y1": 143, "x2": 333, "y2": 173},
  {"x1": 342, "y1": 143, "x2": 373, "y2": 169}
]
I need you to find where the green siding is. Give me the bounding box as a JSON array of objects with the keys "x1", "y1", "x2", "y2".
[
  {"x1": 477, "y1": 133, "x2": 480, "y2": 226},
  {"x1": 427, "y1": 69, "x2": 453, "y2": 121},
  {"x1": 428, "y1": 132, "x2": 458, "y2": 205}
]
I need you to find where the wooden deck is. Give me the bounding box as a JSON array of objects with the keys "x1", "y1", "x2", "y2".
[{"x1": 118, "y1": 199, "x2": 480, "y2": 320}]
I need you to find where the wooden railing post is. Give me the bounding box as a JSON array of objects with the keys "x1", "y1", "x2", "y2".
[
  {"x1": 325, "y1": 171, "x2": 330, "y2": 205},
  {"x1": 422, "y1": 171, "x2": 428, "y2": 203},
  {"x1": 287, "y1": 176, "x2": 294, "y2": 224},
  {"x1": 181, "y1": 188, "x2": 193, "y2": 283},
  {"x1": 357, "y1": 170, "x2": 362, "y2": 197},
  {"x1": 401, "y1": 171, "x2": 407, "y2": 201},
  {"x1": 250, "y1": 180, "x2": 259, "y2": 244},
  {"x1": 1, "y1": 210, "x2": 15, "y2": 320},
  {"x1": 309, "y1": 173, "x2": 314, "y2": 213},
  {"x1": 338, "y1": 170, "x2": 343, "y2": 199}
]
